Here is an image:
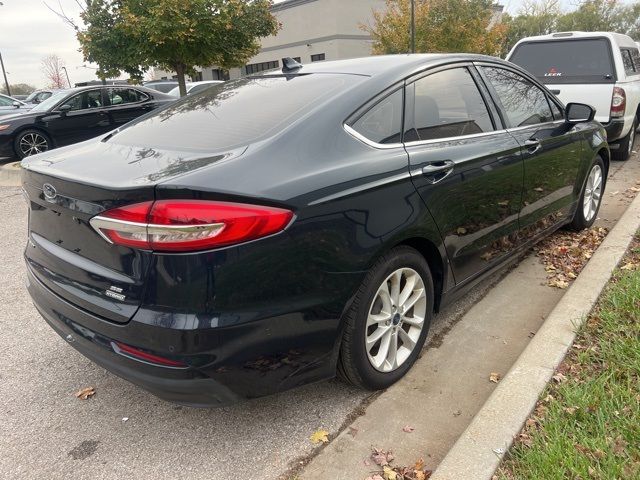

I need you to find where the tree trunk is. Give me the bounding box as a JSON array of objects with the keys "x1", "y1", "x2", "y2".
[{"x1": 175, "y1": 63, "x2": 187, "y2": 97}]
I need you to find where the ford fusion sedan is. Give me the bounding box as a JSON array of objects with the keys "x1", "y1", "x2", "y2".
[
  {"x1": 1, "y1": 85, "x2": 174, "y2": 159},
  {"x1": 22, "y1": 55, "x2": 608, "y2": 406}
]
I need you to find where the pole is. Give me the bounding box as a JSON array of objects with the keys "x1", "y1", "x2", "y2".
[
  {"x1": 410, "y1": 0, "x2": 416, "y2": 54},
  {"x1": 0, "y1": 52, "x2": 10, "y2": 97},
  {"x1": 61, "y1": 66, "x2": 71, "y2": 88}
]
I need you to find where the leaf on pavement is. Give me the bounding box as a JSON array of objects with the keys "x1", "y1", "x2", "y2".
[
  {"x1": 489, "y1": 372, "x2": 501, "y2": 383},
  {"x1": 309, "y1": 429, "x2": 329, "y2": 444},
  {"x1": 371, "y1": 448, "x2": 394, "y2": 466},
  {"x1": 365, "y1": 475, "x2": 384, "y2": 480},
  {"x1": 383, "y1": 466, "x2": 397, "y2": 480},
  {"x1": 347, "y1": 426, "x2": 358, "y2": 437},
  {"x1": 402, "y1": 425, "x2": 415, "y2": 433},
  {"x1": 75, "y1": 387, "x2": 95, "y2": 400}
]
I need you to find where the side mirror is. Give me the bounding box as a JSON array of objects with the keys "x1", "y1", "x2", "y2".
[
  {"x1": 12, "y1": 101, "x2": 21, "y2": 108},
  {"x1": 565, "y1": 103, "x2": 595, "y2": 124},
  {"x1": 58, "y1": 104, "x2": 72, "y2": 115}
]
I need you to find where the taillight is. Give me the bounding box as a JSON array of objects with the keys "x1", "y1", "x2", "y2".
[
  {"x1": 611, "y1": 87, "x2": 626, "y2": 118},
  {"x1": 112, "y1": 341, "x2": 187, "y2": 368},
  {"x1": 90, "y1": 200, "x2": 294, "y2": 252}
]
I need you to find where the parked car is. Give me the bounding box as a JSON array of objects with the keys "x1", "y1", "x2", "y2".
[
  {"x1": 167, "y1": 80, "x2": 224, "y2": 97},
  {"x1": 22, "y1": 54, "x2": 608, "y2": 406},
  {"x1": 0, "y1": 85, "x2": 174, "y2": 158},
  {"x1": 23, "y1": 89, "x2": 62, "y2": 105},
  {"x1": 0, "y1": 93, "x2": 32, "y2": 117},
  {"x1": 143, "y1": 80, "x2": 179, "y2": 93},
  {"x1": 11, "y1": 94, "x2": 28, "y2": 101},
  {"x1": 507, "y1": 31, "x2": 640, "y2": 160}
]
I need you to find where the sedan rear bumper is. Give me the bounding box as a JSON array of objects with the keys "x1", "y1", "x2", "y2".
[{"x1": 25, "y1": 261, "x2": 341, "y2": 406}]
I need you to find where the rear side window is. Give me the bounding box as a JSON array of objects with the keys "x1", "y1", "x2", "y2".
[
  {"x1": 632, "y1": 49, "x2": 640, "y2": 73},
  {"x1": 405, "y1": 67, "x2": 494, "y2": 142},
  {"x1": 482, "y1": 67, "x2": 553, "y2": 127},
  {"x1": 509, "y1": 39, "x2": 615, "y2": 84},
  {"x1": 621, "y1": 49, "x2": 636, "y2": 76},
  {"x1": 107, "y1": 88, "x2": 148, "y2": 106},
  {"x1": 351, "y1": 89, "x2": 403, "y2": 145}
]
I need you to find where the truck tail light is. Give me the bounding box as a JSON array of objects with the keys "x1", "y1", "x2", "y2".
[
  {"x1": 90, "y1": 200, "x2": 293, "y2": 252},
  {"x1": 610, "y1": 87, "x2": 626, "y2": 118}
]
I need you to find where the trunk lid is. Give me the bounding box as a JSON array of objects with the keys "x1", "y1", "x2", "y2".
[{"x1": 22, "y1": 140, "x2": 241, "y2": 323}]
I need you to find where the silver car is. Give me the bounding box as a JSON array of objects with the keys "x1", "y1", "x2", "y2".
[{"x1": 0, "y1": 93, "x2": 32, "y2": 117}]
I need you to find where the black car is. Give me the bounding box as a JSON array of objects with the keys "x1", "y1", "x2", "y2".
[
  {"x1": 22, "y1": 55, "x2": 608, "y2": 406},
  {"x1": 1, "y1": 85, "x2": 174, "y2": 159}
]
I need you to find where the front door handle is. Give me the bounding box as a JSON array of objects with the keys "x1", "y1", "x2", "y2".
[
  {"x1": 421, "y1": 160, "x2": 454, "y2": 184},
  {"x1": 524, "y1": 139, "x2": 542, "y2": 154},
  {"x1": 550, "y1": 89, "x2": 561, "y2": 95}
]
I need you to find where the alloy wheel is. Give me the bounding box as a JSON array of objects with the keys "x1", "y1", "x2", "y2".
[
  {"x1": 19, "y1": 132, "x2": 49, "y2": 157},
  {"x1": 583, "y1": 164, "x2": 603, "y2": 223},
  {"x1": 365, "y1": 267, "x2": 427, "y2": 373}
]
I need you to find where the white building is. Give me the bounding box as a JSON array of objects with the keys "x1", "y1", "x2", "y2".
[{"x1": 154, "y1": 0, "x2": 387, "y2": 81}]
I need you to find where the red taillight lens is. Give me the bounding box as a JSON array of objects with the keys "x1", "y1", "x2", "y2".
[
  {"x1": 90, "y1": 200, "x2": 294, "y2": 252},
  {"x1": 611, "y1": 87, "x2": 626, "y2": 118}
]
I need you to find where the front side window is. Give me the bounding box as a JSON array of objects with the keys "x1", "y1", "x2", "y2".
[
  {"x1": 60, "y1": 90, "x2": 103, "y2": 111},
  {"x1": 107, "y1": 88, "x2": 147, "y2": 106},
  {"x1": 0, "y1": 95, "x2": 13, "y2": 107},
  {"x1": 405, "y1": 67, "x2": 494, "y2": 142},
  {"x1": 351, "y1": 89, "x2": 403, "y2": 145},
  {"x1": 481, "y1": 67, "x2": 553, "y2": 127}
]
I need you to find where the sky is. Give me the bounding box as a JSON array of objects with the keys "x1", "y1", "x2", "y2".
[{"x1": 0, "y1": 0, "x2": 627, "y2": 89}]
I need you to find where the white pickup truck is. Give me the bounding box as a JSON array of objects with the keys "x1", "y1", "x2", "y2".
[{"x1": 507, "y1": 31, "x2": 640, "y2": 160}]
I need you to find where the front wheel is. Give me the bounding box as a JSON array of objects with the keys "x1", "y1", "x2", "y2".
[
  {"x1": 338, "y1": 246, "x2": 434, "y2": 390},
  {"x1": 612, "y1": 119, "x2": 636, "y2": 161},
  {"x1": 14, "y1": 129, "x2": 51, "y2": 159},
  {"x1": 568, "y1": 156, "x2": 605, "y2": 230}
]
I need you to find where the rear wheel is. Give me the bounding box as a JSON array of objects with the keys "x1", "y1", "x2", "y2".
[
  {"x1": 612, "y1": 119, "x2": 636, "y2": 161},
  {"x1": 14, "y1": 129, "x2": 51, "y2": 159},
  {"x1": 568, "y1": 156, "x2": 605, "y2": 231},
  {"x1": 338, "y1": 246, "x2": 434, "y2": 390}
]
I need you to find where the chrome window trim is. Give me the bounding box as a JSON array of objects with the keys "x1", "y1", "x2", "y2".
[
  {"x1": 343, "y1": 124, "x2": 405, "y2": 150},
  {"x1": 505, "y1": 119, "x2": 565, "y2": 134}
]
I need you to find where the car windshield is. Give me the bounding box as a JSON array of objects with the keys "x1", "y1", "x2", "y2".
[
  {"x1": 30, "y1": 91, "x2": 70, "y2": 112},
  {"x1": 509, "y1": 38, "x2": 615, "y2": 84},
  {"x1": 24, "y1": 91, "x2": 41, "y2": 102},
  {"x1": 112, "y1": 74, "x2": 359, "y2": 152},
  {"x1": 168, "y1": 85, "x2": 193, "y2": 97}
]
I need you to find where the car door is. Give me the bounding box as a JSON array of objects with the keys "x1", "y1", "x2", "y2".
[
  {"x1": 104, "y1": 87, "x2": 154, "y2": 128},
  {"x1": 404, "y1": 65, "x2": 524, "y2": 283},
  {"x1": 477, "y1": 64, "x2": 584, "y2": 242},
  {"x1": 45, "y1": 89, "x2": 112, "y2": 146}
]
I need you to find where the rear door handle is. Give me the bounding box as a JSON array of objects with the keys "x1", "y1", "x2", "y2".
[
  {"x1": 550, "y1": 89, "x2": 561, "y2": 95},
  {"x1": 421, "y1": 160, "x2": 454, "y2": 183},
  {"x1": 524, "y1": 139, "x2": 542, "y2": 154}
]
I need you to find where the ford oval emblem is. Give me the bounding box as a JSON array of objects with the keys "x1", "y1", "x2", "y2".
[{"x1": 43, "y1": 183, "x2": 57, "y2": 200}]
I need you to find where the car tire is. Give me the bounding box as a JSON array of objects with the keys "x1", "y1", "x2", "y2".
[
  {"x1": 612, "y1": 119, "x2": 636, "y2": 161},
  {"x1": 568, "y1": 155, "x2": 605, "y2": 231},
  {"x1": 338, "y1": 246, "x2": 434, "y2": 390},
  {"x1": 14, "y1": 129, "x2": 52, "y2": 159}
]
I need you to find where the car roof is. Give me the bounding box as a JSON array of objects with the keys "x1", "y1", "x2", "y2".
[
  {"x1": 255, "y1": 53, "x2": 506, "y2": 79},
  {"x1": 511, "y1": 31, "x2": 638, "y2": 49}
]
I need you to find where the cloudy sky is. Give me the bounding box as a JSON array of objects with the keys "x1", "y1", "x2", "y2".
[{"x1": 0, "y1": 0, "x2": 609, "y2": 89}]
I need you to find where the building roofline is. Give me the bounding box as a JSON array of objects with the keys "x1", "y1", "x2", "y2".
[{"x1": 271, "y1": 0, "x2": 319, "y2": 13}]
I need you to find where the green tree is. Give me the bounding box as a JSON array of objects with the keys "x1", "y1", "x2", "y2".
[
  {"x1": 0, "y1": 83, "x2": 36, "y2": 96},
  {"x1": 75, "y1": 0, "x2": 279, "y2": 96},
  {"x1": 364, "y1": 0, "x2": 507, "y2": 56}
]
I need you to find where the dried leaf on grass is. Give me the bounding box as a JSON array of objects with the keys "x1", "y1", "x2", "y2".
[
  {"x1": 75, "y1": 387, "x2": 95, "y2": 400},
  {"x1": 535, "y1": 227, "x2": 608, "y2": 289},
  {"x1": 309, "y1": 429, "x2": 329, "y2": 444}
]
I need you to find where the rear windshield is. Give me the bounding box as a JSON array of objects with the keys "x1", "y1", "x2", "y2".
[
  {"x1": 509, "y1": 38, "x2": 615, "y2": 84},
  {"x1": 112, "y1": 74, "x2": 355, "y2": 152}
]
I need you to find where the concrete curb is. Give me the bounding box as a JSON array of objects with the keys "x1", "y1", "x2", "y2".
[
  {"x1": 430, "y1": 191, "x2": 640, "y2": 480},
  {"x1": 0, "y1": 161, "x2": 21, "y2": 187}
]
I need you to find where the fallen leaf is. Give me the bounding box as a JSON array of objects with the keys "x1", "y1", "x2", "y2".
[
  {"x1": 620, "y1": 262, "x2": 636, "y2": 270},
  {"x1": 383, "y1": 466, "x2": 397, "y2": 480},
  {"x1": 122, "y1": 417, "x2": 129, "y2": 423},
  {"x1": 563, "y1": 406, "x2": 577, "y2": 415},
  {"x1": 453, "y1": 410, "x2": 462, "y2": 417},
  {"x1": 75, "y1": 387, "x2": 95, "y2": 400},
  {"x1": 489, "y1": 372, "x2": 501, "y2": 383},
  {"x1": 402, "y1": 425, "x2": 415, "y2": 433},
  {"x1": 612, "y1": 435, "x2": 628, "y2": 456},
  {"x1": 414, "y1": 458, "x2": 425, "y2": 471},
  {"x1": 372, "y1": 448, "x2": 394, "y2": 466},
  {"x1": 497, "y1": 200, "x2": 510, "y2": 207},
  {"x1": 456, "y1": 227, "x2": 467, "y2": 235},
  {"x1": 365, "y1": 475, "x2": 384, "y2": 480},
  {"x1": 534, "y1": 187, "x2": 544, "y2": 192},
  {"x1": 552, "y1": 372, "x2": 567, "y2": 383},
  {"x1": 309, "y1": 429, "x2": 329, "y2": 444},
  {"x1": 347, "y1": 426, "x2": 358, "y2": 437}
]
